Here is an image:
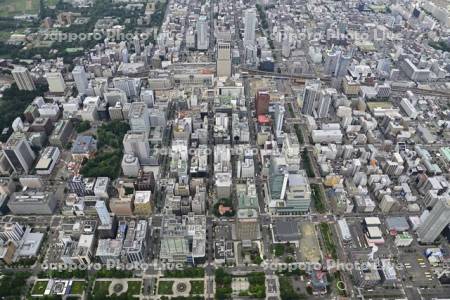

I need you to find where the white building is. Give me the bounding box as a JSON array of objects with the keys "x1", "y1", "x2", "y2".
[
  {"x1": 196, "y1": 15, "x2": 209, "y2": 50},
  {"x1": 72, "y1": 66, "x2": 89, "y2": 95},
  {"x1": 129, "y1": 102, "x2": 150, "y2": 132},
  {"x1": 244, "y1": 8, "x2": 257, "y2": 46}
]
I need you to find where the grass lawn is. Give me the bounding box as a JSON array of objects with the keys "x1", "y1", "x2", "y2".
[
  {"x1": 93, "y1": 281, "x2": 111, "y2": 297},
  {"x1": 127, "y1": 281, "x2": 142, "y2": 296},
  {"x1": 0, "y1": 0, "x2": 39, "y2": 17},
  {"x1": 70, "y1": 281, "x2": 85, "y2": 295},
  {"x1": 190, "y1": 280, "x2": 204, "y2": 295},
  {"x1": 31, "y1": 280, "x2": 48, "y2": 295},
  {"x1": 158, "y1": 280, "x2": 174, "y2": 295}
]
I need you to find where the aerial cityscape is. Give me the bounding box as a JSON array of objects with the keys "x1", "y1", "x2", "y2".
[{"x1": 0, "y1": 0, "x2": 449, "y2": 299}]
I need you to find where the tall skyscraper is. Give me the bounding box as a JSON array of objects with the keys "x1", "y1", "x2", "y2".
[
  {"x1": 244, "y1": 8, "x2": 257, "y2": 46},
  {"x1": 274, "y1": 103, "x2": 285, "y2": 138},
  {"x1": 283, "y1": 172, "x2": 312, "y2": 214},
  {"x1": 324, "y1": 49, "x2": 351, "y2": 77},
  {"x1": 268, "y1": 156, "x2": 289, "y2": 200},
  {"x1": 196, "y1": 15, "x2": 209, "y2": 50},
  {"x1": 317, "y1": 89, "x2": 332, "y2": 118},
  {"x1": 72, "y1": 66, "x2": 89, "y2": 95},
  {"x1": 104, "y1": 88, "x2": 128, "y2": 106},
  {"x1": 140, "y1": 89, "x2": 155, "y2": 108},
  {"x1": 133, "y1": 35, "x2": 141, "y2": 55},
  {"x1": 95, "y1": 200, "x2": 111, "y2": 226},
  {"x1": 2, "y1": 132, "x2": 36, "y2": 174},
  {"x1": 113, "y1": 77, "x2": 141, "y2": 98},
  {"x1": 46, "y1": 71, "x2": 66, "y2": 93},
  {"x1": 216, "y1": 41, "x2": 232, "y2": 77},
  {"x1": 301, "y1": 80, "x2": 321, "y2": 116},
  {"x1": 128, "y1": 102, "x2": 150, "y2": 132},
  {"x1": 255, "y1": 90, "x2": 270, "y2": 115},
  {"x1": 417, "y1": 199, "x2": 450, "y2": 243},
  {"x1": 12, "y1": 67, "x2": 35, "y2": 91},
  {"x1": 123, "y1": 131, "x2": 152, "y2": 165}
]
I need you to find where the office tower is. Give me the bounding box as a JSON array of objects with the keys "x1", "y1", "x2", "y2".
[
  {"x1": 12, "y1": 67, "x2": 35, "y2": 91},
  {"x1": 216, "y1": 42, "x2": 232, "y2": 77},
  {"x1": 121, "y1": 47, "x2": 129, "y2": 63},
  {"x1": 113, "y1": 77, "x2": 141, "y2": 98},
  {"x1": 72, "y1": 65, "x2": 89, "y2": 94},
  {"x1": 244, "y1": 8, "x2": 257, "y2": 46},
  {"x1": 335, "y1": 53, "x2": 351, "y2": 77},
  {"x1": 274, "y1": 103, "x2": 285, "y2": 138},
  {"x1": 268, "y1": 156, "x2": 289, "y2": 200},
  {"x1": 129, "y1": 102, "x2": 150, "y2": 132},
  {"x1": 417, "y1": 199, "x2": 450, "y2": 243},
  {"x1": 255, "y1": 90, "x2": 270, "y2": 115},
  {"x1": 2, "y1": 132, "x2": 36, "y2": 174},
  {"x1": 95, "y1": 200, "x2": 111, "y2": 226},
  {"x1": 123, "y1": 131, "x2": 152, "y2": 165},
  {"x1": 196, "y1": 15, "x2": 209, "y2": 50},
  {"x1": 317, "y1": 89, "x2": 332, "y2": 118},
  {"x1": 46, "y1": 71, "x2": 66, "y2": 93},
  {"x1": 283, "y1": 172, "x2": 312, "y2": 214},
  {"x1": 324, "y1": 50, "x2": 351, "y2": 77},
  {"x1": 121, "y1": 154, "x2": 140, "y2": 177},
  {"x1": 301, "y1": 80, "x2": 321, "y2": 116},
  {"x1": 133, "y1": 35, "x2": 141, "y2": 55},
  {"x1": 282, "y1": 36, "x2": 290, "y2": 58},
  {"x1": 104, "y1": 88, "x2": 128, "y2": 106},
  {"x1": 0, "y1": 222, "x2": 24, "y2": 242},
  {"x1": 236, "y1": 209, "x2": 260, "y2": 240},
  {"x1": 140, "y1": 89, "x2": 155, "y2": 108}
]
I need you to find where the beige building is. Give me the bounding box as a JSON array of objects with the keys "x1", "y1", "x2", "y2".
[
  {"x1": 217, "y1": 42, "x2": 232, "y2": 77},
  {"x1": 134, "y1": 190, "x2": 152, "y2": 216},
  {"x1": 342, "y1": 76, "x2": 360, "y2": 96},
  {"x1": 0, "y1": 241, "x2": 16, "y2": 265},
  {"x1": 236, "y1": 209, "x2": 260, "y2": 240}
]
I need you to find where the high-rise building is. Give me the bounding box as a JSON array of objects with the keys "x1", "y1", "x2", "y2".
[
  {"x1": 244, "y1": 8, "x2": 257, "y2": 46},
  {"x1": 255, "y1": 90, "x2": 270, "y2": 115},
  {"x1": 196, "y1": 15, "x2": 209, "y2": 50},
  {"x1": 128, "y1": 102, "x2": 150, "y2": 132},
  {"x1": 95, "y1": 200, "x2": 111, "y2": 226},
  {"x1": 417, "y1": 199, "x2": 450, "y2": 243},
  {"x1": 0, "y1": 222, "x2": 24, "y2": 242},
  {"x1": 317, "y1": 89, "x2": 332, "y2": 118},
  {"x1": 113, "y1": 77, "x2": 141, "y2": 98},
  {"x1": 12, "y1": 67, "x2": 35, "y2": 91},
  {"x1": 72, "y1": 65, "x2": 89, "y2": 94},
  {"x1": 140, "y1": 89, "x2": 155, "y2": 108},
  {"x1": 268, "y1": 156, "x2": 289, "y2": 200},
  {"x1": 46, "y1": 71, "x2": 66, "y2": 93},
  {"x1": 216, "y1": 42, "x2": 232, "y2": 77},
  {"x1": 123, "y1": 131, "x2": 152, "y2": 165},
  {"x1": 282, "y1": 172, "x2": 312, "y2": 215},
  {"x1": 133, "y1": 35, "x2": 141, "y2": 55},
  {"x1": 236, "y1": 209, "x2": 260, "y2": 240},
  {"x1": 324, "y1": 49, "x2": 351, "y2": 77},
  {"x1": 104, "y1": 89, "x2": 128, "y2": 106},
  {"x1": 301, "y1": 80, "x2": 321, "y2": 116},
  {"x1": 273, "y1": 103, "x2": 285, "y2": 138},
  {"x1": 2, "y1": 132, "x2": 36, "y2": 174}
]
